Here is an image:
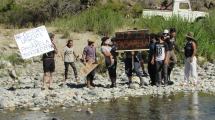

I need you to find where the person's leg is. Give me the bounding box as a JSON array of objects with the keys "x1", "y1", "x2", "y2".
[
  {"x1": 42, "y1": 59, "x2": 50, "y2": 89},
  {"x1": 190, "y1": 56, "x2": 198, "y2": 84},
  {"x1": 42, "y1": 72, "x2": 49, "y2": 89},
  {"x1": 64, "y1": 62, "x2": 69, "y2": 81},
  {"x1": 48, "y1": 72, "x2": 53, "y2": 89},
  {"x1": 156, "y1": 61, "x2": 162, "y2": 86},
  {"x1": 109, "y1": 62, "x2": 117, "y2": 88},
  {"x1": 184, "y1": 58, "x2": 190, "y2": 84},
  {"x1": 125, "y1": 58, "x2": 132, "y2": 85},
  {"x1": 163, "y1": 63, "x2": 168, "y2": 86},
  {"x1": 71, "y1": 62, "x2": 78, "y2": 81},
  {"x1": 90, "y1": 69, "x2": 96, "y2": 87},
  {"x1": 134, "y1": 62, "x2": 147, "y2": 86},
  {"x1": 48, "y1": 59, "x2": 55, "y2": 90},
  {"x1": 141, "y1": 60, "x2": 148, "y2": 76},
  {"x1": 86, "y1": 74, "x2": 92, "y2": 88}
]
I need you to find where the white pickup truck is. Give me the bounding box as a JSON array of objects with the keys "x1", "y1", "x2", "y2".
[{"x1": 142, "y1": 0, "x2": 209, "y2": 22}]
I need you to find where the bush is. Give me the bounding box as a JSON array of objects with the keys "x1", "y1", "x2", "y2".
[{"x1": 0, "y1": 0, "x2": 81, "y2": 27}]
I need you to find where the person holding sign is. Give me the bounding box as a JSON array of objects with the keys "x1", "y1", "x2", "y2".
[
  {"x1": 42, "y1": 33, "x2": 58, "y2": 90},
  {"x1": 82, "y1": 39, "x2": 97, "y2": 88},
  {"x1": 151, "y1": 33, "x2": 169, "y2": 87},
  {"x1": 61, "y1": 39, "x2": 79, "y2": 86}
]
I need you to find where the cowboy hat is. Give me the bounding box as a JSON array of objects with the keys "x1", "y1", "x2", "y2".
[{"x1": 186, "y1": 32, "x2": 195, "y2": 40}]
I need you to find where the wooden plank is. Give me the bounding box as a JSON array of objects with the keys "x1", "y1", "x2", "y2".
[
  {"x1": 79, "y1": 63, "x2": 98, "y2": 77},
  {"x1": 116, "y1": 49, "x2": 149, "y2": 52}
]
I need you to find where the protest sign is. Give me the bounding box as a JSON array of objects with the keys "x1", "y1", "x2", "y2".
[
  {"x1": 14, "y1": 26, "x2": 54, "y2": 59},
  {"x1": 79, "y1": 63, "x2": 98, "y2": 77}
]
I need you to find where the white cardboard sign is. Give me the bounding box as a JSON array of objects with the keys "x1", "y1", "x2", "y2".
[{"x1": 14, "y1": 26, "x2": 54, "y2": 59}]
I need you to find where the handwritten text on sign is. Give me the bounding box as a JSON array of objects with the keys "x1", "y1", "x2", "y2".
[{"x1": 14, "y1": 26, "x2": 54, "y2": 59}]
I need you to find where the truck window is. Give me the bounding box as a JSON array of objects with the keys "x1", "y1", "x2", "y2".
[{"x1": 179, "y1": 3, "x2": 190, "y2": 9}]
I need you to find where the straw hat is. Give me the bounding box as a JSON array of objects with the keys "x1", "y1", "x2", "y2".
[
  {"x1": 186, "y1": 32, "x2": 195, "y2": 40},
  {"x1": 88, "y1": 39, "x2": 96, "y2": 43}
]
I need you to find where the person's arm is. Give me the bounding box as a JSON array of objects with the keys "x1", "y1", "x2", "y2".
[
  {"x1": 164, "y1": 43, "x2": 169, "y2": 65},
  {"x1": 73, "y1": 51, "x2": 79, "y2": 60},
  {"x1": 52, "y1": 42, "x2": 58, "y2": 54},
  {"x1": 151, "y1": 49, "x2": 155, "y2": 65},
  {"x1": 61, "y1": 48, "x2": 64, "y2": 60},
  {"x1": 190, "y1": 41, "x2": 197, "y2": 62},
  {"x1": 164, "y1": 51, "x2": 169, "y2": 65},
  {"x1": 151, "y1": 55, "x2": 155, "y2": 65},
  {"x1": 82, "y1": 47, "x2": 87, "y2": 64}
]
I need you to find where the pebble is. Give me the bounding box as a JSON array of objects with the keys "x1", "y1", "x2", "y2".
[
  {"x1": 29, "y1": 107, "x2": 41, "y2": 111},
  {"x1": 86, "y1": 108, "x2": 93, "y2": 114}
]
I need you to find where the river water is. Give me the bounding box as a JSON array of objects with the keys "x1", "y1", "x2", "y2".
[{"x1": 0, "y1": 92, "x2": 215, "y2": 120}]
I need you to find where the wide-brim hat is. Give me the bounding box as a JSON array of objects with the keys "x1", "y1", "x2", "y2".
[
  {"x1": 88, "y1": 39, "x2": 96, "y2": 43},
  {"x1": 185, "y1": 32, "x2": 195, "y2": 40}
]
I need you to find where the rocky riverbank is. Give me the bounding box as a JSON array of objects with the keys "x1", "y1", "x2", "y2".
[{"x1": 0, "y1": 60, "x2": 214, "y2": 111}]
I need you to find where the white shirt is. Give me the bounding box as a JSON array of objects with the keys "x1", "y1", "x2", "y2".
[
  {"x1": 64, "y1": 46, "x2": 75, "y2": 62},
  {"x1": 101, "y1": 46, "x2": 114, "y2": 65}
]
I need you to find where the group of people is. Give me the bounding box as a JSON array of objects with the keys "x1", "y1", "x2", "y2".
[
  {"x1": 41, "y1": 34, "x2": 98, "y2": 90},
  {"x1": 147, "y1": 28, "x2": 198, "y2": 87},
  {"x1": 41, "y1": 28, "x2": 198, "y2": 90}
]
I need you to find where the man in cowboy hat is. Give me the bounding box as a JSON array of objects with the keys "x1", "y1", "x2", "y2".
[
  {"x1": 184, "y1": 32, "x2": 198, "y2": 85},
  {"x1": 82, "y1": 39, "x2": 97, "y2": 88}
]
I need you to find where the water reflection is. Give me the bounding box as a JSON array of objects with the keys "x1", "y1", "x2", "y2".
[
  {"x1": 0, "y1": 92, "x2": 215, "y2": 120},
  {"x1": 189, "y1": 91, "x2": 199, "y2": 120}
]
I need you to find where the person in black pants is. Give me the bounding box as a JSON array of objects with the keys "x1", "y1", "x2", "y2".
[
  {"x1": 151, "y1": 33, "x2": 169, "y2": 87},
  {"x1": 124, "y1": 51, "x2": 147, "y2": 88},
  {"x1": 148, "y1": 33, "x2": 157, "y2": 86},
  {"x1": 101, "y1": 37, "x2": 118, "y2": 88}
]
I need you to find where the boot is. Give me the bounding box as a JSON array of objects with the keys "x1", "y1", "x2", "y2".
[
  {"x1": 110, "y1": 78, "x2": 116, "y2": 88},
  {"x1": 128, "y1": 77, "x2": 132, "y2": 88},
  {"x1": 90, "y1": 79, "x2": 95, "y2": 87},
  {"x1": 87, "y1": 80, "x2": 94, "y2": 89}
]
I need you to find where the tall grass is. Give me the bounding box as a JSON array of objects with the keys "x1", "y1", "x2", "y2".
[{"x1": 51, "y1": 5, "x2": 125, "y2": 35}]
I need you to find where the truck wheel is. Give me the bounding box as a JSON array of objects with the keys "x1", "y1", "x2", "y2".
[{"x1": 195, "y1": 17, "x2": 206, "y2": 23}]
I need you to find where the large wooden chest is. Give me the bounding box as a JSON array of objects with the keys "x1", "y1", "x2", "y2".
[{"x1": 114, "y1": 29, "x2": 150, "y2": 51}]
